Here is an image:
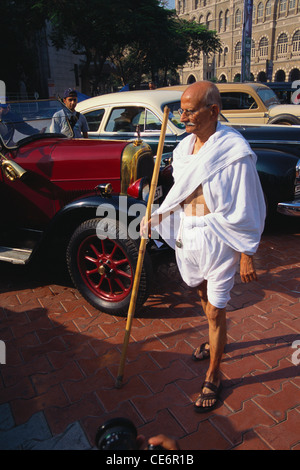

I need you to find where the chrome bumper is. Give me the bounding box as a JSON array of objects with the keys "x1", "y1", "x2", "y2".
[{"x1": 277, "y1": 200, "x2": 300, "y2": 216}]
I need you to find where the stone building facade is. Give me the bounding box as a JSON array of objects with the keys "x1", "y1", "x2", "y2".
[{"x1": 176, "y1": 0, "x2": 300, "y2": 83}]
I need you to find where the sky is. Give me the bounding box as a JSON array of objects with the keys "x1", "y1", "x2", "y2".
[{"x1": 166, "y1": 0, "x2": 175, "y2": 9}]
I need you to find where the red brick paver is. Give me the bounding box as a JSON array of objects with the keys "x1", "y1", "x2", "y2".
[{"x1": 0, "y1": 219, "x2": 299, "y2": 450}]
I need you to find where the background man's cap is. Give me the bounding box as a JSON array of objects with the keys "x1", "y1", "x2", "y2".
[{"x1": 64, "y1": 88, "x2": 77, "y2": 99}]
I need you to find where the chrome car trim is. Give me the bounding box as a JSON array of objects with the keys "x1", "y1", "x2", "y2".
[
  {"x1": 295, "y1": 159, "x2": 300, "y2": 197},
  {"x1": 247, "y1": 139, "x2": 300, "y2": 146},
  {"x1": 277, "y1": 200, "x2": 300, "y2": 216}
]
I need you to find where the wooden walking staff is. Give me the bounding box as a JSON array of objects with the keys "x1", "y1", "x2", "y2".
[{"x1": 115, "y1": 106, "x2": 170, "y2": 388}]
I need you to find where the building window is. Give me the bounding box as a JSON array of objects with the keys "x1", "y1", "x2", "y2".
[
  {"x1": 266, "y1": 0, "x2": 272, "y2": 16},
  {"x1": 224, "y1": 46, "x2": 228, "y2": 66},
  {"x1": 289, "y1": 0, "x2": 296, "y2": 9},
  {"x1": 235, "y1": 9, "x2": 242, "y2": 28},
  {"x1": 206, "y1": 12, "x2": 212, "y2": 29},
  {"x1": 279, "y1": 0, "x2": 287, "y2": 15},
  {"x1": 292, "y1": 30, "x2": 300, "y2": 53},
  {"x1": 251, "y1": 39, "x2": 256, "y2": 58},
  {"x1": 199, "y1": 15, "x2": 204, "y2": 24},
  {"x1": 225, "y1": 10, "x2": 230, "y2": 31},
  {"x1": 252, "y1": 4, "x2": 256, "y2": 21},
  {"x1": 235, "y1": 41, "x2": 242, "y2": 62},
  {"x1": 259, "y1": 37, "x2": 269, "y2": 57},
  {"x1": 257, "y1": 2, "x2": 264, "y2": 21},
  {"x1": 219, "y1": 11, "x2": 223, "y2": 32},
  {"x1": 277, "y1": 33, "x2": 288, "y2": 55}
]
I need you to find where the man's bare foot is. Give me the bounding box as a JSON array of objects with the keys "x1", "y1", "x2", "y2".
[
  {"x1": 192, "y1": 342, "x2": 210, "y2": 361},
  {"x1": 194, "y1": 379, "x2": 222, "y2": 413}
]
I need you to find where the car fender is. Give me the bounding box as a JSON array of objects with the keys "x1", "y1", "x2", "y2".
[
  {"x1": 255, "y1": 147, "x2": 298, "y2": 211},
  {"x1": 43, "y1": 193, "x2": 147, "y2": 244},
  {"x1": 269, "y1": 103, "x2": 300, "y2": 116},
  {"x1": 268, "y1": 114, "x2": 300, "y2": 125}
]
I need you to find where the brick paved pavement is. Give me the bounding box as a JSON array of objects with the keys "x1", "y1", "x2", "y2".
[{"x1": 0, "y1": 218, "x2": 299, "y2": 450}]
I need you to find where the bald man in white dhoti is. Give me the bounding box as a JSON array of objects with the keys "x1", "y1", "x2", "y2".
[{"x1": 141, "y1": 81, "x2": 266, "y2": 412}]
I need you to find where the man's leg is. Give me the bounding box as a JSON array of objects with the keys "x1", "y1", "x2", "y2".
[
  {"x1": 195, "y1": 281, "x2": 227, "y2": 409},
  {"x1": 199, "y1": 302, "x2": 226, "y2": 408},
  {"x1": 192, "y1": 281, "x2": 210, "y2": 360},
  {"x1": 197, "y1": 280, "x2": 208, "y2": 314}
]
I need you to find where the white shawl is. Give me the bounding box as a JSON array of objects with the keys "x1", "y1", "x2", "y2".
[{"x1": 152, "y1": 123, "x2": 266, "y2": 254}]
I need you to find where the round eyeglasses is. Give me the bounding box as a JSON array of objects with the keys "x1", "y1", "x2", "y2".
[{"x1": 178, "y1": 104, "x2": 213, "y2": 117}]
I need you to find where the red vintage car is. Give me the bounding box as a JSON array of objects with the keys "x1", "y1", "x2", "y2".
[{"x1": 0, "y1": 99, "x2": 168, "y2": 315}]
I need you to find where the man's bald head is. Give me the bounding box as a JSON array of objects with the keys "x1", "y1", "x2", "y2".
[{"x1": 182, "y1": 81, "x2": 222, "y2": 112}]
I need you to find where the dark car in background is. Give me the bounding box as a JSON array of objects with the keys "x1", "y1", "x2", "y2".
[{"x1": 77, "y1": 89, "x2": 300, "y2": 217}]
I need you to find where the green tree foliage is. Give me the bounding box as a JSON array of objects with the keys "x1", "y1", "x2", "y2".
[
  {"x1": 0, "y1": 0, "x2": 45, "y2": 95},
  {"x1": 108, "y1": 8, "x2": 221, "y2": 87},
  {"x1": 1, "y1": 0, "x2": 221, "y2": 94}
]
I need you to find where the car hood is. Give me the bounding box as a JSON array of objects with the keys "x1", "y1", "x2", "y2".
[
  {"x1": 16, "y1": 137, "x2": 129, "y2": 192},
  {"x1": 49, "y1": 138, "x2": 129, "y2": 183},
  {"x1": 268, "y1": 103, "x2": 300, "y2": 118}
]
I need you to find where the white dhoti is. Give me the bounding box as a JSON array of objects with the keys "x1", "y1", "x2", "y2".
[
  {"x1": 175, "y1": 213, "x2": 239, "y2": 308},
  {"x1": 151, "y1": 123, "x2": 266, "y2": 309}
]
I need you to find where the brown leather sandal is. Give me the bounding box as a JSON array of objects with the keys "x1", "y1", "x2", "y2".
[{"x1": 194, "y1": 381, "x2": 222, "y2": 413}]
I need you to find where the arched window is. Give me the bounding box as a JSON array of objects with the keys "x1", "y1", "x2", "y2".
[
  {"x1": 277, "y1": 33, "x2": 288, "y2": 55},
  {"x1": 235, "y1": 9, "x2": 242, "y2": 28},
  {"x1": 289, "y1": 0, "x2": 295, "y2": 9},
  {"x1": 206, "y1": 12, "x2": 212, "y2": 29},
  {"x1": 225, "y1": 10, "x2": 230, "y2": 31},
  {"x1": 224, "y1": 46, "x2": 228, "y2": 66},
  {"x1": 279, "y1": 0, "x2": 287, "y2": 14},
  {"x1": 259, "y1": 37, "x2": 269, "y2": 56},
  {"x1": 289, "y1": 68, "x2": 300, "y2": 81},
  {"x1": 219, "y1": 11, "x2": 223, "y2": 32},
  {"x1": 235, "y1": 41, "x2": 242, "y2": 62},
  {"x1": 199, "y1": 15, "x2": 204, "y2": 24},
  {"x1": 292, "y1": 30, "x2": 300, "y2": 53},
  {"x1": 266, "y1": 0, "x2": 272, "y2": 16},
  {"x1": 275, "y1": 70, "x2": 286, "y2": 81},
  {"x1": 257, "y1": 2, "x2": 264, "y2": 21}
]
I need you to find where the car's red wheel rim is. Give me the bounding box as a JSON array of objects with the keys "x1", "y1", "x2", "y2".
[{"x1": 77, "y1": 235, "x2": 134, "y2": 303}]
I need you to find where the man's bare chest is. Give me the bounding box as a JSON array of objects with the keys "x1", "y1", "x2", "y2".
[{"x1": 181, "y1": 185, "x2": 210, "y2": 216}]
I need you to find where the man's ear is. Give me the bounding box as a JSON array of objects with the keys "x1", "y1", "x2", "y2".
[{"x1": 210, "y1": 104, "x2": 220, "y2": 118}]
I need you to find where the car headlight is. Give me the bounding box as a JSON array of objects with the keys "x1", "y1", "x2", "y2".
[{"x1": 127, "y1": 177, "x2": 150, "y2": 202}]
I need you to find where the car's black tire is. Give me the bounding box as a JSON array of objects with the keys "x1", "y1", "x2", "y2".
[
  {"x1": 67, "y1": 218, "x2": 152, "y2": 316},
  {"x1": 268, "y1": 114, "x2": 300, "y2": 125}
]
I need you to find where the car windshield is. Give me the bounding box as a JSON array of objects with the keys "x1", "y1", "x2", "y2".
[
  {"x1": 256, "y1": 87, "x2": 280, "y2": 107},
  {"x1": 0, "y1": 99, "x2": 73, "y2": 149}
]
